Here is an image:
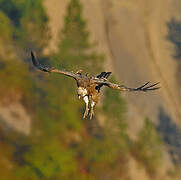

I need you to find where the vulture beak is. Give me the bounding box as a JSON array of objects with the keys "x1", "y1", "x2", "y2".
[{"x1": 78, "y1": 95, "x2": 81, "y2": 99}]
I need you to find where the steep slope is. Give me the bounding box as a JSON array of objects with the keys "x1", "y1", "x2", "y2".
[
  {"x1": 98, "y1": 0, "x2": 180, "y2": 135},
  {"x1": 44, "y1": 0, "x2": 181, "y2": 130},
  {"x1": 43, "y1": 0, "x2": 181, "y2": 179}
]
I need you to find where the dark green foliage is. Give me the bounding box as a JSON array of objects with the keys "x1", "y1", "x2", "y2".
[
  {"x1": 62, "y1": 0, "x2": 90, "y2": 50},
  {"x1": 131, "y1": 118, "x2": 163, "y2": 176},
  {"x1": 102, "y1": 77, "x2": 127, "y2": 120},
  {"x1": 158, "y1": 108, "x2": 181, "y2": 164},
  {"x1": 0, "y1": 11, "x2": 13, "y2": 42},
  {"x1": 0, "y1": 0, "x2": 49, "y2": 51},
  {"x1": 167, "y1": 18, "x2": 181, "y2": 59},
  {"x1": 16, "y1": 140, "x2": 77, "y2": 180},
  {"x1": 102, "y1": 77, "x2": 129, "y2": 152},
  {"x1": 19, "y1": 0, "x2": 50, "y2": 51},
  {"x1": 57, "y1": 0, "x2": 103, "y2": 72},
  {"x1": 0, "y1": 0, "x2": 24, "y2": 26}
]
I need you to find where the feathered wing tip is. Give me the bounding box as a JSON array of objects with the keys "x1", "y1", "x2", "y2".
[
  {"x1": 31, "y1": 51, "x2": 39, "y2": 67},
  {"x1": 97, "y1": 72, "x2": 105, "y2": 78},
  {"x1": 95, "y1": 72, "x2": 112, "y2": 92},
  {"x1": 97, "y1": 72, "x2": 112, "y2": 79},
  {"x1": 30, "y1": 51, "x2": 80, "y2": 79},
  {"x1": 104, "y1": 72, "x2": 112, "y2": 79},
  {"x1": 100, "y1": 79, "x2": 161, "y2": 92},
  {"x1": 31, "y1": 51, "x2": 51, "y2": 72},
  {"x1": 134, "y1": 82, "x2": 161, "y2": 92}
]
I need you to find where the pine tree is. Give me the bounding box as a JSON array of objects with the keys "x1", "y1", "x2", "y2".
[
  {"x1": 55, "y1": 0, "x2": 103, "y2": 72},
  {"x1": 49, "y1": 0, "x2": 104, "y2": 130}
]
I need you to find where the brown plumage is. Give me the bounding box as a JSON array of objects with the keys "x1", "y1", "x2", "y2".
[{"x1": 31, "y1": 51, "x2": 160, "y2": 119}]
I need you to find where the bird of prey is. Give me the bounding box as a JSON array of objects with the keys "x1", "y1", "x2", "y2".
[{"x1": 31, "y1": 51, "x2": 160, "y2": 119}]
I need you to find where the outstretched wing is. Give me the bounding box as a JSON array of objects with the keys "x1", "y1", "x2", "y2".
[
  {"x1": 104, "y1": 81, "x2": 160, "y2": 92},
  {"x1": 93, "y1": 78, "x2": 160, "y2": 92},
  {"x1": 31, "y1": 51, "x2": 79, "y2": 80}
]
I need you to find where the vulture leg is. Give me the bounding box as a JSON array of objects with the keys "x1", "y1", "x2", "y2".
[
  {"x1": 90, "y1": 101, "x2": 95, "y2": 120},
  {"x1": 83, "y1": 96, "x2": 89, "y2": 119}
]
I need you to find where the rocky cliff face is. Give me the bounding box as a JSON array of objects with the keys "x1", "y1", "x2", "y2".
[
  {"x1": 43, "y1": 0, "x2": 181, "y2": 179},
  {"x1": 0, "y1": 91, "x2": 31, "y2": 135}
]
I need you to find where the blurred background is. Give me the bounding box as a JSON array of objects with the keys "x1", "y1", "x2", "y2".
[{"x1": 0, "y1": 0, "x2": 181, "y2": 179}]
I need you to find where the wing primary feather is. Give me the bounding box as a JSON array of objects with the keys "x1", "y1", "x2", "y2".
[
  {"x1": 104, "y1": 72, "x2": 112, "y2": 79},
  {"x1": 31, "y1": 51, "x2": 39, "y2": 67},
  {"x1": 147, "y1": 87, "x2": 161, "y2": 91},
  {"x1": 97, "y1": 72, "x2": 106, "y2": 78},
  {"x1": 136, "y1": 82, "x2": 150, "y2": 89},
  {"x1": 143, "y1": 82, "x2": 160, "y2": 89},
  {"x1": 31, "y1": 51, "x2": 53, "y2": 72},
  {"x1": 30, "y1": 51, "x2": 79, "y2": 80},
  {"x1": 99, "y1": 80, "x2": 160, "y2": 92}
]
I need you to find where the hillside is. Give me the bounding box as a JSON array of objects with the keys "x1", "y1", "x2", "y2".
[
  {"x1": 43, "y1": 0, "x2": 181, "y2": 179},
  {"x1": 0, "y1": 0, "x2": 181, "y2": 179}
]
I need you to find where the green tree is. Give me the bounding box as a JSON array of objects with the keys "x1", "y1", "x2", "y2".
[
  {"x1": 0, "y1": 11, "x2": 14, "y2": 57},
  {"x1": 49, "y1": 0, "x2": 104, "y2": 129},
  {"x1": 0, "y1": 0, "x2": 24, "y2": 27},
  {"x1": 0, "y1": 11, "x2": 13, "y2": 43},
  {"x1": 132, "y1": 118, "x2": 163, "y2": 176},
  {"x1": 16, "y1": 140, "x2": 77, "y2": 180},
  {"x1": 0, "y1": 0, "x2": 49, "y2": 52},
  {"x1": 55, "y1": 0, "x2": 103, "y2": 72},
  {"x1": 19, "y1": 0, "x2": 50, "y2": 51}
]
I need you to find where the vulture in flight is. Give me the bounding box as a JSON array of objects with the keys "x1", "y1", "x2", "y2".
[{"x1": 31, "y1": 51, "x2": 160, "y2": 119}]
